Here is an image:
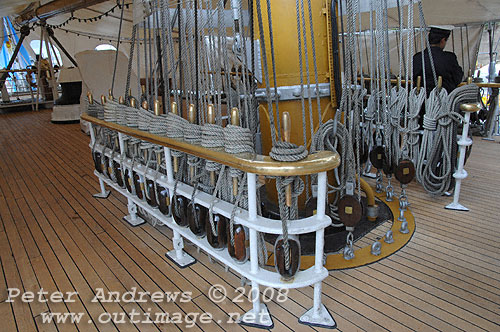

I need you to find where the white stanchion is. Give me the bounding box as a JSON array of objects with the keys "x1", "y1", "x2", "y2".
[{"x1": 445, "y1": 103, "x2": 479, "y2": 211}]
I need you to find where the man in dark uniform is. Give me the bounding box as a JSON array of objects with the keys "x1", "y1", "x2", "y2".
[{"x1": 413, "y1": 26, "x2": 464, "y2": 96}]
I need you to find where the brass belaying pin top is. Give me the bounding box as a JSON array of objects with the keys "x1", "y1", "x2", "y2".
[
  {"x1": 231, "y1": 107, "x2": 240, "y2": 127},
  {"x1": 171, "y1": 101, "x2": 178, "y2": 115},
  {"x1": 188, "y1": 103, "x2": 196, "y2": 123},
  {"x1": 416, "y1": 76, "x2": 422, "y2": 94},
  {"x1": 101, "y1": 95, "x2": 107, "y2": 105},
  {"x1": 460, "y1": 103, "x2": 480, "y2": 113},
  {"x1": 130, "y1": 97, "x2": 137, "y2": 108},
  {"x1": 437, "y1": 76, "x2": 443, "y2": 91},
  {"x1": 108, "y1": 88, "x2": 113, "y2": 100},
  {"x1": 87, "y1": 91, "x2": 93, "y2": 104},
  {"x1": 283, "y1": 112, "x2": 292, "y2": 207},
  {"x1": 154, "y1": 99, "x2": 162, "y2": 116},
  {"x1": 142, "y1": 100, "x2": 148, "y2": 110},
  {"x1": 231, "y1": 107, "x2": 240, "y2": 197},
  {"x1": 118, "y1": 96, "x2": 125, "y2": 105}
]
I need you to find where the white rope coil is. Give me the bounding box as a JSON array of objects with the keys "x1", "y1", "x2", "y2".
[
  {"x1": 224, "y1": 124, "x2": 254, "y2": 178},
  {"x1": 124, "y1": 105, "x2": 139, "y2": 127},
  {"x1": 270, "y1": 141, "x2": 308, "y2": 162},
  {"x1": 202, "y1": 123, "x2": 224, "y2": 172}
]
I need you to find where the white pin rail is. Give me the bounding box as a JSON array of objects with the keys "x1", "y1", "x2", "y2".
[{"x1": 83, "y1": 113, "x2": 340, "y2": 329}]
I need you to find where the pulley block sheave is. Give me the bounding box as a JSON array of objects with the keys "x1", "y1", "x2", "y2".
[
  {"x1": 395, "y1": 159, "x2": 416, "y2": 185},
  {"x1": 207, "y1": 214, "x2": 227, "y2": 250},
  {"x1": 338, "y1": 195, "x2": 363, "y2": 228},
  {"x1": 369, "y1": 146, "x2": 385, "y2": 170}
]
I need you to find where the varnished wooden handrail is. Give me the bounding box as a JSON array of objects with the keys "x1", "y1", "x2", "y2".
[{"x1": 81, "y1": 113, "x2": 340, "y2": 176}]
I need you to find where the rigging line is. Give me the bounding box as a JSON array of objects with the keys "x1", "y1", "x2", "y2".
[
  {"x1": 460, "y1": 26, "x2": 465, "y2": 80},
  {"x1": 299, "y1": 0, "x2": 315, "y2": 144},
  {"x1": 194, "y1": 0, "x2": 200, "y2": 118},
  {"x1": 143, "y1": 1, "x2": 149, "y2": 104},
  {"x1": 215, "y1": 0, "x2": 224, "y2": 124},
  {"x1": 111, "y1": 0, "x2": 126, "y2": 96},
  {"x1": 148, "y1": 4, "x2": 154, "y2": 104},
  {"x1": 152, "y1": 0, "x2": 159, "y2": 103},
  {"x1": 198, "y1": 0, "x2": 210, "y2": 123},
  {"x1": 383, "y1": 0, "x2": 391, "y2": 91},
  {"x1": 177, "y1": 0, "x2": 184, "y2": 116},
  {"x1": 159, "y1": 0, "x2": 171, "y2": 113},
  {"x1": 451, "y1": 28, "x2": 455, "y2": 53},
  {"x1": 294, "y1": 0, "x2": 308, "y2": 153},
  {"x1": 136, "y1": 22, "x2": 141, "y2": 102},
  {"x1": 168, "y1": 3, "x2": 180, "y2": 106},
  {"x1": 237, "y1": 1, "x2": 253, "y2": 130},
  {"x1": 414, "y1": 27, "x2": 418, "y2": 54},
  {"x1": 249, "y1": 0, "x2": 261, "y2": 141},
  {"x1": 185, "y1": 0, "x2": 195, "y2": 108},
  {"x1": 339, "y1": 0, "x2": 347, "y2": 88},
  {"x1": 207, "y1": 0, "x2": 221, "y2": 124},
  {"x1": 255, "y1": 0, "x2": 277, "y2": 145},
  {"x1": 396, "y1": 0, "x2": 406, "y2": 84},
  {"x1": 220, "y1": 0, "x2": 234, "y2": 112},
  {"x1": 492, "y1": 22, "x2": 500, "y2": 54},
  {"x1": 306, "y1": 0, "x2": 323, "y2": 125},
  {"x1": 125, "y1": 23, "x2": 137, "y2": 102},
  {"x1": 465, "y1": 25, "x2": 471, "y2": 76},
  {"x1": 357, "y1": 1, "x2": 364, "y2": 80},
  {"x1": 218, "y1": 0, "x2": 233, "y2": 113},
  {"x1": 417, "y1": 1, "x2": 438, "y2": 92},
  {"x1": 356, "y1": 23, "x2": 364, "y2": 77},
  {"x1": 299, "y1": 0, "x2": 314, "y2": 200},
  {"x1": 265, "y1": 0, "x2": 281, "y2": 138},
  {"x1": 363, "y1": 30, "x2": 370, "y2": 81}
]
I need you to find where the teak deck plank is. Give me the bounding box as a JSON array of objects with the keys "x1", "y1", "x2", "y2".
[{"x1": 0, "y1": 109, "x2": 499, "y2": 332}]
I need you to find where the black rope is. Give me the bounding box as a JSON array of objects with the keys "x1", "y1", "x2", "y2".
[{"x1": 111, "y1": 0, "x2": 126, "y2": 96}]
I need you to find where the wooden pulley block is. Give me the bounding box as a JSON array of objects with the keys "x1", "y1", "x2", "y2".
[
  {"x1": 124, "y1": 169, "x2": 133, "y2": 194},
  {"x1": 395, "y1": 159, "x2": 415, "y2": 185},
  {"x1": 274, "y1": 235, "x2": 301, "y2": 281},
  {"x1": 172, "y1": 195, "x2": 188, "y2": 227},
  {"x1": 206, "y1": 214, "x2": 227, "y2": 250},
  {"x1": 132, "y1": 171, "x2": 144, "y2": 200},
  {"x1": 338, "y1": 195, "x2": 363, "y2": 228},
  {"x1": 187, "y1": 202, "x2": 207, "y2": 237},
  {"x1": 103, "y1": 155, "x2": 112, "y2": 179},
  {"x1": 93, "y1": 151, "x2": 103, "y2": 174},
  {"x1": 145, "y1": 179, "x2": 158, "y2": 208},
  {"x1": 369, "y1": 146, "x2": 385, "y2": 169},
  {"x1": 156, "y1": 186, "x2": 170, "y2": 215},
  {"x1": 227, "y1": 224, "x2": 248, "y2": 263},
  {"x1": 112, "y1": 160, "x2": 124, "y2": 188}
]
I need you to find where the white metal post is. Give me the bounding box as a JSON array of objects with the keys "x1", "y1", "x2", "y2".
[
  {"x1": 446, "y1": 112, "x2": 473, "y2": 211},
  {"x1": 299, "y1": 171, "x2": 336, "y2": 328},
  {"x1": 164, "y1": 147, "x2": 174, "y2": 184},
  {"x1": 89, "y1": 123, "x2": 95, "y2": 145},
  {"x1": 118, "y1": 133, "x2": 126, "y2": 154}
]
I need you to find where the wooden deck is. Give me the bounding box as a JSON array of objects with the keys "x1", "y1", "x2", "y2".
[{"x1": 0, "y1": 109, "x2": 498, "y2": 332}]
